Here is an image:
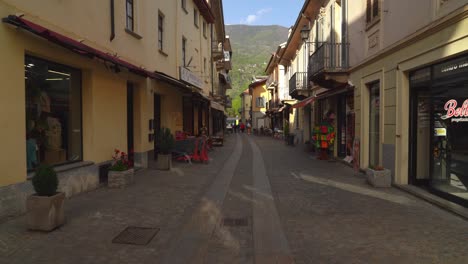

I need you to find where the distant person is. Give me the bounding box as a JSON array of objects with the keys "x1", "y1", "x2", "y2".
[
  {"x1": 240, "y1": 122, "x2": 245, "y2": 133},
  {"x1": 247, "y1": 121, "x2": 251, "y2": 135}
]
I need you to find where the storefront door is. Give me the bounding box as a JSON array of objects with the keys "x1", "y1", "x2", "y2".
[{"x1": 409, "y1": 55, "x2": 468, "y2": 207}]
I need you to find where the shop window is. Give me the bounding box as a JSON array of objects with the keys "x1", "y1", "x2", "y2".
[
  {"x1": 368, "y1": 81, "x2": 380, "y2": 167},
  {"x1": 25, "y1": 56, "x2": 82, "y2": 170}
]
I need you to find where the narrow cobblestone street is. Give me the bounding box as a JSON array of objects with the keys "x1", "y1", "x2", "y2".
[{"x1": 1, "y1": 134, "x2": 467, "y2": 264}]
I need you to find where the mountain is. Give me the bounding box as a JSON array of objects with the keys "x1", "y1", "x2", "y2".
[{"x1": 225, "y1": 25, "x2": 289, "y2": 116}]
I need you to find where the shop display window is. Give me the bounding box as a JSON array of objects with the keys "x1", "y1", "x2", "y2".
[{"x1": 25, "y1": 56, "x2": 82, "y2": 170}]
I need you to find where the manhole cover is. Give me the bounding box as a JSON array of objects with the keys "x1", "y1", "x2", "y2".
[
  {"x1": 112, "y1": 226, "x2": 159, "y2": 245},
  {"x1": 222, "y1": 217, "x2": 248, "y2": 227}
]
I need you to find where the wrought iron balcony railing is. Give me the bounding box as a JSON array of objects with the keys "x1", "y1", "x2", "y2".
[
  {"x1": 308, "y1": 42, "x2": 349, "y2": 78},
  {"x1": 289, "y1": 72, "x2": 308, "y2": 95}
]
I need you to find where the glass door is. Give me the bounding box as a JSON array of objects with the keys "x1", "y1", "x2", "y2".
[
  {"x1": 368, "y1": 82, "x2": 380, "y2": 167},
  {"x1": 410, "y1": 89, "x2": 431, "y2": 185}
]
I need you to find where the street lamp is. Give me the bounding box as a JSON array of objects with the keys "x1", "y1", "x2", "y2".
[{"x1": 300, "y1": 25, "x2": 310, "y2": 41}]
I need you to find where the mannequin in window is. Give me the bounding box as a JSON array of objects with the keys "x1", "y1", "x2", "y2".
[{"x1": 39, "y1": 91, "x2": 51, "y2": 114}]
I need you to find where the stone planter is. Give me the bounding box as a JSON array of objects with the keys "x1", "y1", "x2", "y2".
[
  {"x1": 27, "y1": 192, "x2": 65, "y2": 231},
  {"x1": 108, "y1": 168, "x2": 134, "y2": 188},
  {"x1": 366, "y1": 168, "x2": 392, "y2": 187},
  {"x1": 156, "y1": 154, "x2": 172, "y2": 170}
]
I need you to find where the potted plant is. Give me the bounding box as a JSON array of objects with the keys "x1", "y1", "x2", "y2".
[
  {"x1": 27, "y1": 164, "x2": 65, "y2": 231},
  {"x1": 108, "y1": 149, "x2": 134, "y2": 188},
  {"x1": 366, "y1": 165, "x2": 392, "y2": 187},
  {"x1": 156, "y1": 127, "x2": 175, "y2": 170}
]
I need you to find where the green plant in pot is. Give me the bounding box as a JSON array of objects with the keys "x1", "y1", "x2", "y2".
[
  {"x1": 156, "y1": 127, "x2": 175, "y2": 170},
  {"x1": 27, "y1": 164, "x2": 65, "y2": 231}
]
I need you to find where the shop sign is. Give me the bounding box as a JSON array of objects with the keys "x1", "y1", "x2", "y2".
[
  {"x1": 180, "y1": 67, "x2": 203, "y2": 89},
  {"x1": 441, "y1": 99, "x2": 468, "y2": 122},
  {"x1": 224, "y1": 51, "x2": 230, "y2": 62},
  {"x1": 434, "y1": 56, "x2": 468, "y2": 79}
]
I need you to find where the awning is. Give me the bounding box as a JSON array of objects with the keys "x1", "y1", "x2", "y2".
[
  {"x1": 3, "y1": 15, "x2": 196, "y2": 93},
  {"x1": 291, "y1": 96, "x2": 316, "y2": 108},
  {"x1": 211, "y1": 101, "x2": 225, "y2": 112},
  {"x1": 193, "y1": 0, "x2": 215, "y2": 23},
  {"x1": 3, "y1": 15, "x2": 153, "y2": 78},
  {"x1": 316, "y1": 84, "x2": 354, "y2": 100}
]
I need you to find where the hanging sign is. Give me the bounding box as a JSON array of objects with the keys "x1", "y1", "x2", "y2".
[{"x1": 441, "y1": 99, "x2": 468, "y2": 122}]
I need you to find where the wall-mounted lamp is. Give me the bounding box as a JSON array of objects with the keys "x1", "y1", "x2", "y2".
[{"x1": 300, "y1": 25, "x2": 310, "y2": 41}]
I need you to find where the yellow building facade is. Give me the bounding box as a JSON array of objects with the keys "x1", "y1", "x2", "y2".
[
  {"x1": 0, "y1": 0, "x2": 229, "y2": 219},
  {"x1": 350, "y1": 2, "x2": 468, "y2": 206},
  {"x1": 249, "y1": 79, "x2": 269, "y2": 130}
]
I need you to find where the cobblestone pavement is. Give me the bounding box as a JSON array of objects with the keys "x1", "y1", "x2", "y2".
[
  {"x1": 255, "y1": 136, "x2": 468, "y2": 264},
  {"x1": 1, "y1": 134, "x2": 467, "y2": 264},
  {"x1": 0, "y1": 135, "x2": 236, "y2": 264}
]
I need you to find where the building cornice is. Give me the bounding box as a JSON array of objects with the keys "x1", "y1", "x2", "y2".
[{"x1": 350, "y1": 5, "x2": 468, "y2": 72}]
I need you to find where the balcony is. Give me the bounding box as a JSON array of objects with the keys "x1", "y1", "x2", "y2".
[
  {"x1": 308, "y1": 42, "x2": 349, "y2": 87},
  {"x1": 289, "y1": 72, "x2": 308, "y2": 99},
  {"x1": 212, "y1": 41, "x2": 223, "y2": 60}
]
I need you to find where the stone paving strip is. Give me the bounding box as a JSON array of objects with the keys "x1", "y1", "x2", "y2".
[
  {"x1": 247, "y1": 136, "x2": 294, "y2": 264},
  {"x1": 203, "y1": 135, "x2": 255, "y2": 264},
  {"x1": 161, "y1": 133, "x2": 243, "y2": 264}
]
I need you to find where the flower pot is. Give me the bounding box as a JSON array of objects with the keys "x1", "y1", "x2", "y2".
[
  {"x1": 27, "y1": 192, "x2": 65, "y2": 231},
  {"x1": 108, "y1": 168, "x2": 134, "y2": 188},
  {"x1": 366, "y1": 168, "x2": 392, "y2": 187},
  {"x1": 156, "y1": 154, "x2": 172, "y2": 170}
]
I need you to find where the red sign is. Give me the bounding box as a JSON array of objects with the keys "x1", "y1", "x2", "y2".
[{"x1": 443, "y1": 99, "x2": 468, "y2": 122}]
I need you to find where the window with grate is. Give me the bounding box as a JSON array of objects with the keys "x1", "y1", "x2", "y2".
[
  {"x1": 182, "y1": 37, "x2": 187, "y2": 66},
  {"x1": 203, "y1": 21, "x2": 207, "y2": 38},
  {"x1": 366, "y1": 0, "x2": 380, "y2": 27},
  {"x1": 194, "y1": 9, "x2": 199, "y2": 27},
  {"x1": 126, "y1": 0, "x2": 134, "y2": 31},
  {"x1": 158, "y1": 13, "x2": 164, "y2": 50}
]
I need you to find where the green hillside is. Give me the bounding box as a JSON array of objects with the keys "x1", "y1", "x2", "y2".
[{"x1": 225, "y1": 25, "x2": 289, "y2": 117}]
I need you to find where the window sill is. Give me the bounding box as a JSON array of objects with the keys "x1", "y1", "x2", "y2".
[
  {"x1": 182, "y1": 8, "x2": 188, "y2": 14},
  {"x1": 194, "y1": 24, "x2": 199, "y2": 29},
  {"x1": 159, "y1": 49, "x2": 168, "y2": 57},
  {"x1": 125, "y1": 28, "x2": 143, "y2": 39},
  {"x1": 27, "y1": 161, "x2": 94, "y2": 180},
  {"x1": 365, "y1": 17, "x2": 380, "y2": 31}
]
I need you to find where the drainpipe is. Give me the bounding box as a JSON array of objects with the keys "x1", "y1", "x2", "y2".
[
  {"x1": 341, "y1": 0, "x2": 348, "y2": 68},
  {"x1": 110, "y1": 0, "x2": 115, "y2": 41},
  {"x1": 210, "y1": 25, "x2": 214, "y2": 97}
]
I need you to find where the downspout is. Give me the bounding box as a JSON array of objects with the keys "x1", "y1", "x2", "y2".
[
  {"x1": 210, "y1": 24, "x2": 214, "y2": 98},
  {"x1": 110, "y1": 0, "x2": 115, "y2": 41},
  {"x1": 210, "y1": 23, "x2": 215, "y2": 133},
  {"x1": 341, "y1": 0, "x2": 348, "y2": 68}
]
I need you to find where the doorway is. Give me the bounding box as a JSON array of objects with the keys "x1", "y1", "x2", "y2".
[
  {"x1": 127, "y1": 83, "x2": 134, "y2": 164},
  {"x1": 153, "y1": 94, "x2": 161, "y2": 159}
]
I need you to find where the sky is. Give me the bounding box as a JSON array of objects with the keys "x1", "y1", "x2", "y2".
[{"x1": 223, "y1": 0, "x2": 304, "y2": 28}]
